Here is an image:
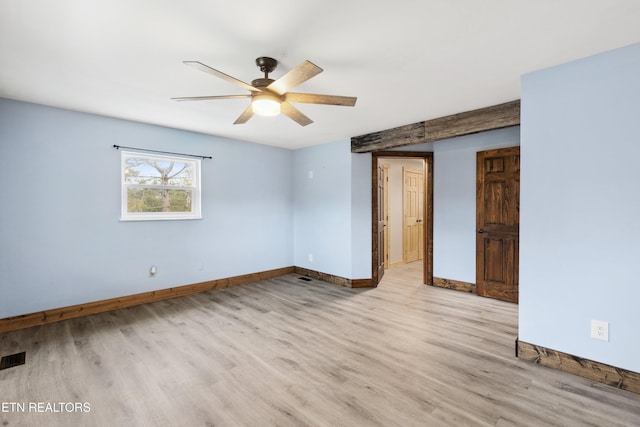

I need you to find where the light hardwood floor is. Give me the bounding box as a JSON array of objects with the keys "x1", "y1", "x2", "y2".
[{"x1": 1, "y1": 262, "x2": 639, "y2": 426}]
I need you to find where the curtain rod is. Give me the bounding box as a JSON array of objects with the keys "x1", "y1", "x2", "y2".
[{"x1": 113, "y1": 145, "x2": 212, "y2": 159}]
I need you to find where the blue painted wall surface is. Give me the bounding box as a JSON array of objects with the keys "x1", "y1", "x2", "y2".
[
  {"x1": 292, "y1": 141, "x2": 371, "y2": 280},
  {"x1": 350, "y1": 151, "x2": 372, "y2": 279},
  {"x1": 520, "y1": 42, "x2": 640, "y2": 372},
  {"x1": 292, "y1": 140, "x2": 352, "y2": 278},
  {"x1": 0, "y1": 98, "x2": 293, "y2": 318}
]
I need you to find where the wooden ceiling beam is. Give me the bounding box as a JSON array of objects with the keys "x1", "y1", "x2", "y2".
[{"x1": 351, "y1": 100, "x2": 520, "y2": 153}]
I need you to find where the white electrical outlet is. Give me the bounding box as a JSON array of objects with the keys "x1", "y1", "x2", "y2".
[
  {"x1": 591, "y1": 320, "x2": 609, "y2": 341},
  {"x1": 308, "y1": 253, "x2": 313, "y2": 262}
]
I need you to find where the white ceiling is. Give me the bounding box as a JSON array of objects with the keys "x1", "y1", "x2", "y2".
[{"x1": 1, "y1": 1, "x2": 639, "y2": 150}]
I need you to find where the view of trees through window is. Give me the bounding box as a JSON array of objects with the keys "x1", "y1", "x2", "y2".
[{"x1": 124, "y1": 157, "x2": 194, "y2": 213}]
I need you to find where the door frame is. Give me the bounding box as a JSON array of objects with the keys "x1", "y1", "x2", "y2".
[
  {"x1": 383, "y1": 164, "x2": 390, "y2": 270},
  {"x1": 371, "y1": 151, "x2": 433, "y2": 286}
]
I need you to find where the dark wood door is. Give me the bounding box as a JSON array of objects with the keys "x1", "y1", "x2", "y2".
[
  {"x1": 476, "y1": 146, "x2": 520, "y2": 303},
  {"x1": 377, "y1": 164, "x2": 386, "y2": 282}
]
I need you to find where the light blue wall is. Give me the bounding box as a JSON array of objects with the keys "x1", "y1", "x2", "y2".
[
  {"x1": 292, "y1": 141, "x2": 371, "y2": 280},
  {"x1": 393, "y1": 127, "x2": 520, "y2": 283},
  {"x1": 350, "y1": 152, "x2": 371, "y2": 279},
  {"x1": 0, "y1": 98, "x2": 293, "y2": 318},
  {"x1": 292, "y1": 140, "x2": 352, "y2": 278},
  {"x1": 520, "y1": 42, "x2": 640, "y2": 372}
]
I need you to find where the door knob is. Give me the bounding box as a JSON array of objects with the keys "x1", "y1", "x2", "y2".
[{"x1": 477, "y1": 229, "x2": 485, "y2": 234}]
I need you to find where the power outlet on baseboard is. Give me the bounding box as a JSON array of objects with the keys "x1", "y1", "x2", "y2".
[{"x1": 591, "y1": 320, "x2": 609, "y2": 341}]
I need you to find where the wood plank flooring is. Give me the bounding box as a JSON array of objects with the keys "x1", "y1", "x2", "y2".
[{"x1": 1, "y1": 262, "x2": 639, "y2": 426}]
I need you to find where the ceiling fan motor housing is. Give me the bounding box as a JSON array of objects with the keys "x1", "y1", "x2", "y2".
[
  {"x1": 251, "y1": 78, "x2": 275, "y2": 89},
  {"x1": 256, "y1": 57, "x2": 278, "y2": 77}
]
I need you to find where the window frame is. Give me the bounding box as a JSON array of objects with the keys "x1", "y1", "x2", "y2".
[{"x1": 120, "y1": 151, "x2": 202, "y2": 221}]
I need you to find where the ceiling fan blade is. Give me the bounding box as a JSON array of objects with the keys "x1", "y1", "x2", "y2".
[
  {"x1": 284, "y1": 92, "x2": 357, "y2": 106},
  {"x1": 280, "y1": 102, "x2": 313, "y2": 126},
  {"x1": 183, "y1": 61, "x2": 261, "y2": 93},
  {"x1": 233, "y1": 104, "x2": 254, "y2": 125},
  {"x1": 171, "y1": 95, "x2": 251, "y2": 101},
  {"x1": 267, "y1": 60, "x2": 323, "y2": 95}
]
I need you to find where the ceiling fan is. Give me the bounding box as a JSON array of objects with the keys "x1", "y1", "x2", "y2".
[{"x1": 172, "y1": 57, "x2": 357, "y2": 126}]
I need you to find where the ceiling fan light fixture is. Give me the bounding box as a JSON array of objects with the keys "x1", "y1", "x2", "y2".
[
  {"x1": 252, "y1": 93, "x2": 281, "y2": 116},
  {"x1": 174, "y1": 57, "x2": 357, "y2": 126}
]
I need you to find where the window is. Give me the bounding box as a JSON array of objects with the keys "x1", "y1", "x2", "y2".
[{"x1": 121, "y1": 151, "x2": 201, "y2": 221}]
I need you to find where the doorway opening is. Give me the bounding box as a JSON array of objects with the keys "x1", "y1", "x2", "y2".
[{"x1": 371, "y1": 151, "x2": 433, "y2": 286}]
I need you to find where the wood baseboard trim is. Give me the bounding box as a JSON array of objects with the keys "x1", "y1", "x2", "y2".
[
  {"x1": 517, "y1": 340, "x2": 640, "y2": 395},
  {"x1": 294, "y1": 267, "x2": 373, "y2": 289},
  {"x1": 433, "y1": 277, "x2": 476, "y2": 293},
  {"x1": 351, "y1": 278, "x2": 373, "y2": 288},
  {"x1": 0, "y1": 266, "x2": 295, "y2": 334}
]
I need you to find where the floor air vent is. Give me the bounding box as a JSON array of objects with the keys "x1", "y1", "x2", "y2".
[
  {"x1": 298, "y1": 277, "x2": 312, "y2": 282},
  {"x1": 0, "y1": 351, "x2": 26, "y2": 370}
]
